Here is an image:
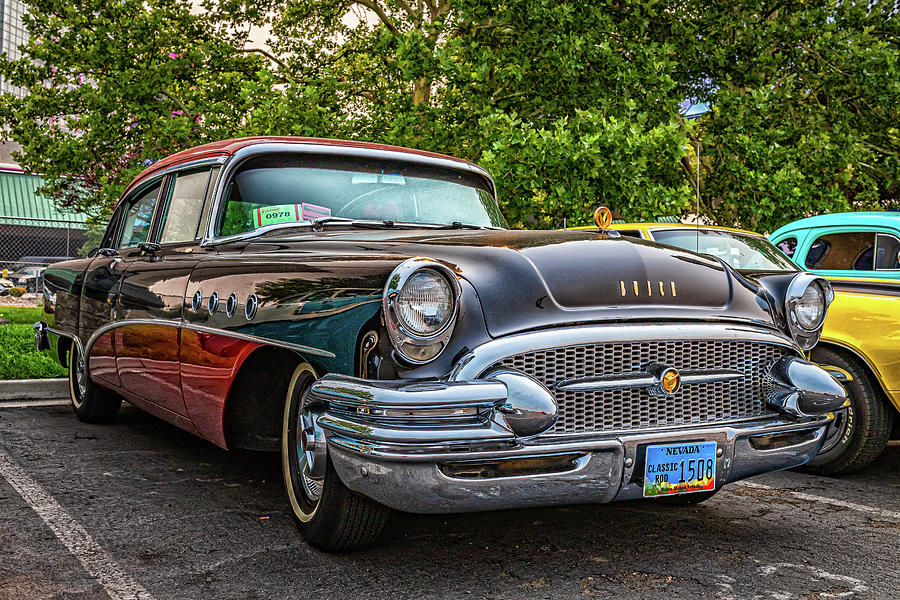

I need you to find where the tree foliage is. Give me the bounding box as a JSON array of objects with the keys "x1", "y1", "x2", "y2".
[{"x1": 1, "y1": 0, "x2": 897, "y2": 232}]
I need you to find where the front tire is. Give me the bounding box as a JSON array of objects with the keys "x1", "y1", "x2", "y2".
[
  {"x1": 68, "y1": 344, "x2": 121, "y2": 423},
  {"x1": 281, "y1": 363, "x2": 390, "y2": 551},
  {"x1": 799, "y1": 347, "x2": 894, "y2": 475}
]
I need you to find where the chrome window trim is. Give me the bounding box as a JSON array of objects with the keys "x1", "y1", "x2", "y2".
[
  {"x1": 199, "y1": 142, "x2": 498, "y2": 247},
  {"x1": 875, "y1": 232, "x2": 900, "y2": 271},
  {"x1": 449, "y1": 322, "x2": 801, "y2": 382}
]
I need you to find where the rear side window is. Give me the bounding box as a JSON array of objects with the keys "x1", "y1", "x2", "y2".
[
  {"x1": 875, "y1": 233, "x2": 900, "y2": 270},
  {"x1": 119, "y1": 183, "x2": 162, "y2": 248},
  {"x1": 775, "y1": 237, "x2": 797, "y2": 258},
  {"x1": 805, "y1": 232, "x2": 876, "y2": 270},
  {"x1": 158, "y1": 170, "x2": 213, "y2": 243}
]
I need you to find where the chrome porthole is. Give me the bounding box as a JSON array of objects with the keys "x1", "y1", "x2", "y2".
[
  {"x1": 225, "y1": 293, "x2": 237, "y2": 318},
  {"x1": 191, "y1": 290, "x2": 202, "y2": 312},
  {"x1": 245, "y1": 294, "x2": 258, "y2": 320},
  {"x1": 208, "y1": 291, "x2": 219, "y2": 315}
]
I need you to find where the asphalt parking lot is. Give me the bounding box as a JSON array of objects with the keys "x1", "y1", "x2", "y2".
[{"x1": 1, "y1": 402, "x2": 898, "y2": 600}]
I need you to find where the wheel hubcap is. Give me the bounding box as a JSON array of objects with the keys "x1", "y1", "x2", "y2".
[
  {"x1": 74, "y1": 352, "x2": 87, "y2": 399},
  {"x1": 296, "y1": 406, "x2": 327, "y2": 503}
]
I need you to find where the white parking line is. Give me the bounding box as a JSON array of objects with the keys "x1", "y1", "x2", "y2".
[
  {"x1": 0, "y1": 399, "x2": 70, "y2": 409},
  {"x1": 738, "y1": 481, "x2": 900, "y2": 522},
  {"x1": 0, "y1": 447, "x2": 155, "y2": 600}
]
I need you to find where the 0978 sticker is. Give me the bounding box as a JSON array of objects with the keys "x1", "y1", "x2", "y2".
[{"x1": 255, "y1": 203, "x2": 332, "y2": 227}]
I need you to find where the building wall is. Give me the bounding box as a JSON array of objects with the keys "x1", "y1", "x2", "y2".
[{"x1": 0, "y1": 0, "x2": 28, "y2": 98}]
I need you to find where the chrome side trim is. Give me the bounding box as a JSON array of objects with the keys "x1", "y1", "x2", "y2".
[
  {"x1": 185, "y1": 322, "x2": 336, "y2": 358},
  {"x1": 201, "y1": 142, "x2": 496, "y2": 246},
  {"x1": 450, "y1": 322, "x2": 800, "y2": 381},
  {"x1": 74, "y1": 318, "x2": 336, "y2": 380},
  {"x1": 555, "y1": 368, "x2": 744, "y2": 392}
]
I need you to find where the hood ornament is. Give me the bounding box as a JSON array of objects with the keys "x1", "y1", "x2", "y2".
[{"x1": 593, "y1": 206, "x2": 613, "y2": 230}]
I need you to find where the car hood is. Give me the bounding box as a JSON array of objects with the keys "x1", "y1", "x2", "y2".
[{"x1": 239, "y1": 228, "x2": 779, "y2": 337}]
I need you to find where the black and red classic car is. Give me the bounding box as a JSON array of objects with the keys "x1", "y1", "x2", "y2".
[{"x1": 36, "y1": 137, "x2": 846, "y2": 550}]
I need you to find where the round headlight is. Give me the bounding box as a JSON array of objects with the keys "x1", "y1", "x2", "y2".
[
  {"x1": 395, "y1": 269, "x2": 454, "y2": 336},
  {"x1": 794, "y1": 281, "x2": 826, "y2": 331}
]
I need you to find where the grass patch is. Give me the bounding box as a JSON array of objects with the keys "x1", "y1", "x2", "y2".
[
  {"x1": 0, "y1": 306, "x2": 66, "y2": 380},
  {"x1": 0, "y1": 305, "x2": 43, "y2": 325}
]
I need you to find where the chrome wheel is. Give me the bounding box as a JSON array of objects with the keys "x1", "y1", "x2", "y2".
[
  {"x1": 281, "y1": 363, "x2": 391, "y2": 550},
  {"x1": 75, "y1": 353, "x2": 87, "y2": 399},
  {"x1": 296, "y1": 403, "x2": 327, "y2": 504},
  {"x1": 69, "y1": 346, "x2": 87, "y2": 408},
  {"x1": 282, "y1": 363, "x2": 323, "y2": 522}
]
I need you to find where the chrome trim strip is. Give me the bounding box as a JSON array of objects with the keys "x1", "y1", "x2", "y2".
[
  {"x1": 185, "y1": 322, "x2": 336, "y2": 358},
  {"x1": 555, "y1": 368, "x2": 744, "y2": 392},
  {"x1": 680, "y1": 369, "x2": 746, "y2": 384},
  {"x1": 201, "y1": 142, "x2": 496, "y2": 246},
  {"x1": 121, "y1": 157, "x2": 228, "y2": 208},
  {"x1": 556, "y1": 373, "x2": 655, "y2": 391},
  {"x1": 450, "y1": 322, "x2": 800, "y2": 381},
  {"x1": 311, "y1": 374, "x2": 506, "y2": 409},
  {"x1": 326, "y1": 413, "x2": 829, "y2": 463},
  {"x1": 318, "y1": 414, "x2": 514, "y2": 444},
  {"x1": 75, "y1": 318, "x2": 336, "y2": 380}
]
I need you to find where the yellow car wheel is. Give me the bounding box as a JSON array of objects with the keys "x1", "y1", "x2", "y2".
[{"x1": 799, "y1": 348, "x2": 894, "y2": 475}]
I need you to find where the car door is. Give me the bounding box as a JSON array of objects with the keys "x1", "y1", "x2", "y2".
[
  {"x1": 79, "y1": 179, "x2": 164, "y2": 387},
  {"x1": 114, "y1": 167, "x2": 218, "y2": 416}
]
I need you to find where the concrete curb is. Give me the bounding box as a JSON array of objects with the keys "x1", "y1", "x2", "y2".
[{"x1": 0, "y1": 378, "x2": 68, "y2": 401}]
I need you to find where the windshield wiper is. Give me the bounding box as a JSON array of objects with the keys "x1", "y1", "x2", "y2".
[{"x1": 309, "y1": 218, "x2": 489, "y2": 231}]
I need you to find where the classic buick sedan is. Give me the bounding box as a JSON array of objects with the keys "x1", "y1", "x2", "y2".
[{"x1": 36, "y1": 137, "x2": 846, "y2": 550}]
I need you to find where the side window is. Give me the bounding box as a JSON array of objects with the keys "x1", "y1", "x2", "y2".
[
  {"x1": 616, "y1": 230, "x2": 645, "y2": 239},
  {"x1": 119, "y1": 183, "x2": 162, "y2": 248},
  {"x1": 804, "y1": 232, "x2": 876, "y2": 270},
  {"x1": 775, "y1": 237, "x2": 797, "y2": 258},
  {"x1": 158, "y1": 170, "x2": 212, "y2": 244},
  {"x1": 100, "y1": 205, "x2": 126, "y2": 250},
  {"x1": 875, "y1": 233, "x2": 900, "y2": 270}
]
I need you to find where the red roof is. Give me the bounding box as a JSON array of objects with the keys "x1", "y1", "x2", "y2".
[{"x1": 124, "y1": 136, "x2": 480, "y2": 196}]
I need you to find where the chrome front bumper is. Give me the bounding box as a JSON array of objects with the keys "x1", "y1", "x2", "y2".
[
  {"x1": 309, "y1": 323, "x2": 844, "y2": 514},
  {"x1": 311, "y1": 377, "x2": 832, "y2": 514}
]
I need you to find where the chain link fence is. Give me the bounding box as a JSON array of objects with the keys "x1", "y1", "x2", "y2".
[{"x1": 0, "y1": 215, "x2": 88, "y2": 295}]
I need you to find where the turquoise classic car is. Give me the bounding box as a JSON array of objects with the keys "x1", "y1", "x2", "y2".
[
  {"x1": 770, "y1": 212, "x2": 900, "y2": 475},
  {"x1": 770, "y1": 212, "x2": 900, "y2": 278}
]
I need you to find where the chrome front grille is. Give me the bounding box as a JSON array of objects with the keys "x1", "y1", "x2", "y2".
[{"x1": 492, "y1": 340, "x2": 791, "y2": 434}]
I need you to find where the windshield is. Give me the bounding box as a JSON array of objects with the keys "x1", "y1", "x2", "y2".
[
  {"x1": 217, "y1": 153, "x2": 505, "y2": 236},
  {"x1": 652, "y1": 228, "x2": 797, "y2": 272}
]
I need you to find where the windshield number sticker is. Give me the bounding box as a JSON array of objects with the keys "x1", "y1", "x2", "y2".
[{"x1": 256, "y1": 203, "x2": 331, "y2": 227}]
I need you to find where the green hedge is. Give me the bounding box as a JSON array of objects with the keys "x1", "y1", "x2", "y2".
[{"x1": 0, "y1": 306, "x2": 67, "y2": 380}]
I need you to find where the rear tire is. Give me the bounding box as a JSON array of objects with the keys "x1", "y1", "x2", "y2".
[
  {"x1": 68, "y1": 344, "x2": 121, "y2": 423},
  {"x1": 799, "y1": 347, "x2": 893, "y2": 475},
  {"x1": 282, "y1": 363, "x2": 390, "y2": 551}
]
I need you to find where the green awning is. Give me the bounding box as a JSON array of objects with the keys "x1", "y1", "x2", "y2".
[{"x1": 0, "y1": 171, "x2": 88, "y2": 228}]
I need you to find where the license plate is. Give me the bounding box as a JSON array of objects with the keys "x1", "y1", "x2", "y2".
[{"x1": 643, "y1": 441, "x2": 717, "y2": 497}]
